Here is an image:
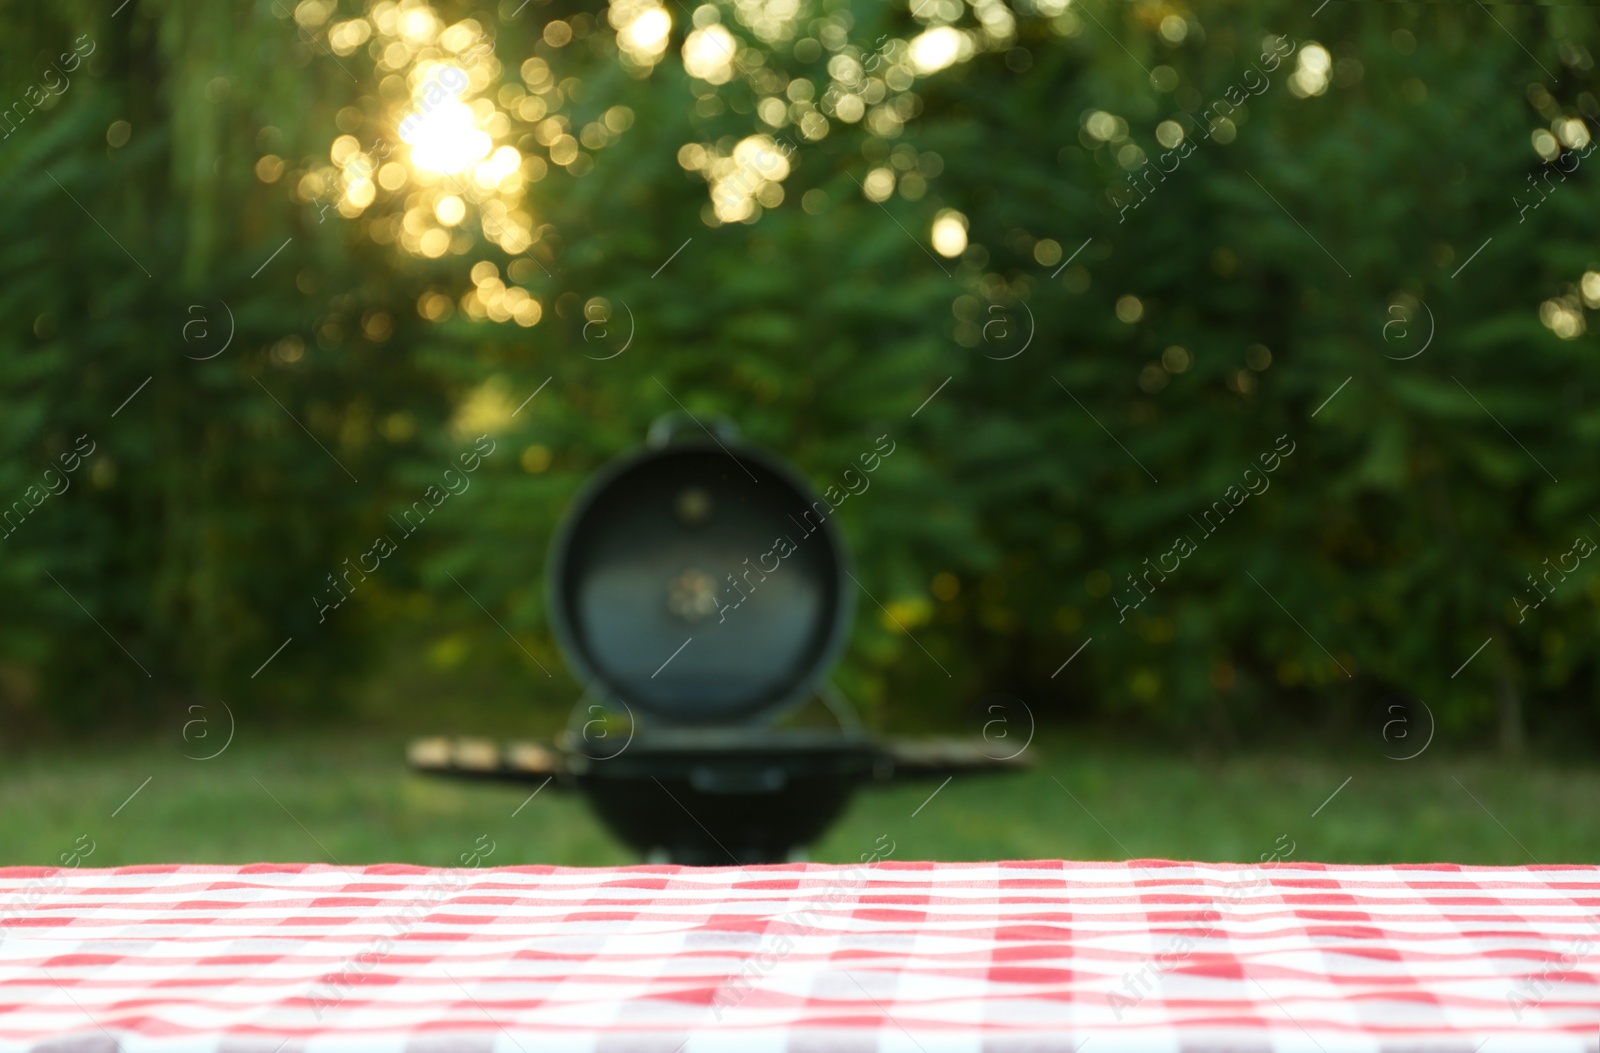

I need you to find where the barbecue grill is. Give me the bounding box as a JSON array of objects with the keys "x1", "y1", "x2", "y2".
[{"x1": 411, "y1": 417, "x2": 1025, "y2": 863}]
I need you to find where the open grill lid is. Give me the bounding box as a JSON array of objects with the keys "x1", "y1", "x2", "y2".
[{"x1": 547, "y1": 429, "x2": 852, "y2": 727}]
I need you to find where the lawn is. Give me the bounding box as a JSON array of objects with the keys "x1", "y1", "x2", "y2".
[{"x1": 1, "y1": 731, "x2": 1591, "y2": 869}]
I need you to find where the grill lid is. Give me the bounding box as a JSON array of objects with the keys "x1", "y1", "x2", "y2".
[{"x1": 547, "y1": 428, "x2": 852, "y2": 725}]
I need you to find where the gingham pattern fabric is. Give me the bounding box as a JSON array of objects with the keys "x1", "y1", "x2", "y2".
[{"x1": 2, "y1": 861, "x2": 1597, "y2": 1052}]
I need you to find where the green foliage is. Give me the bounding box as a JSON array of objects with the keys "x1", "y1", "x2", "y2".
[
  {"x1": 2, "y1": 0, "x2": 1597, "y2": 750},
  {"x1": 0, "y1": 2, "x2": 444, "y2": 727}
]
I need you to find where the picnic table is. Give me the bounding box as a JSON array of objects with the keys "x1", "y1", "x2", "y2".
[{"x1": 2, "y1": 860, "x2": 1595, "y2": 1051}]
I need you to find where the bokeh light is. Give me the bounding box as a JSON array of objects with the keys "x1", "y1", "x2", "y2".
[
  {"x1": 612, "y1": 0, "x2": 672, "y2": 71},
  {"x1": 683, "y1": 25, "x2": 737, "y2": 84},
  {"x1": 909, "y1": 27, "x2": 967, "y2": 75},
  {"x1": 931, "y1": 210, "x2": 968, "y2": 257},
  {"x1": 401, "y1": 85, "x2": 491, "y2": 175},
  {"x1": 1291, "y1": 43, "x2": 1332, "y2": 98}
]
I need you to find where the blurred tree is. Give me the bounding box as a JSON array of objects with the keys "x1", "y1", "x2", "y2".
[{"x1": 2, "y1": 0, "x2": 1597, "y2": 754}]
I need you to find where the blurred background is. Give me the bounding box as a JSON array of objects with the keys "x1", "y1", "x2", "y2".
[{"x1": 2, "y1": 0, "x2": 1598, "y2": 868}]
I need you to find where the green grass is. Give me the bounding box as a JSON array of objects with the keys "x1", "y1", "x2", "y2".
[{"x1": 1, "y1": 732, "x2": 1594, "y2": 868}]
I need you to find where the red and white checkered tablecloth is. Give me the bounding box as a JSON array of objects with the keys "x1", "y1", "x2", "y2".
[{"x1": 2, "y1": 861, "x2": 1597, "y2": 1052}]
